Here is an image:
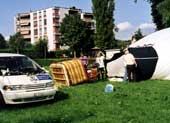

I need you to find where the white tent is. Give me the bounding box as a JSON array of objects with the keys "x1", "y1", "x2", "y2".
[{"x1": 107, "y1": 28, "x2": 170, "y2": 81}]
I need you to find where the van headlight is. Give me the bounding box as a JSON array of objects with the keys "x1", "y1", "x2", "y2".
[
  {"x1": 46, "y1": 82, "x2": 54, "y2": 87},
  {"x1": 3, "y1": 85, "x2": 12, "y2": 91},
  {"x1": 3, "y1": 85, "x2": 23, "y2": 91}
]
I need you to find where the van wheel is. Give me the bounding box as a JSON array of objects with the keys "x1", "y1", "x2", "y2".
[{"x1": 0, "y1": 92, "x2": 5, "y2": 108}]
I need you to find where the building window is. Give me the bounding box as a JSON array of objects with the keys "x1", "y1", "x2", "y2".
[
  {"x1": 34, "y1": 37, "x2": 38, "y2": 41},
  {"x1": 44, "y1": 34, "x2": 47, "y2": 37},
  {"x1": 44, "y1": 27, "x2": 47, "y2": 34},
  {"x1": 34, "y1": 21, "x2": 37, "y2": 27},
  {"x1": 44, "y1": 19, "x2": 47, "y2": 25},
  {"x1": 43, "y1": 10, "x2": 46, "y2": 17},
  {"x1": 39, "y1": 11, "x2": 42, "y2": 19},
  {"x1": 54, "y1": 35, "x2": 59, "y2": 41},
  {"x1": 53, "y1": 27, "x2": 59, "y2": 34},
  {"x1": 34, "y1": 29, "x2": 38, "y2": 35},
  {"x1": 39, "y1": 19, "x2": 42, "y2": 26},
  {"x1": 33, "y1": 12, "x2": 37, "y2": 16},
  {"x1": 53, "y1": 9, "x2": 59, "y2": 16},
  {"x1": 53, "y1": 18, "x2": 59, "y2": 23},
  {"x1": 53, "y1": 18, "x2": 59, "y2": 27},
  {"x1": 33, "y1": 12, "x2": 37, "y2": 20},
  {"x1": 39, "y1": 28, "x2": 42, "y2": 34},
  {"x1": 55, "y1": 43, "x2": 59, "y2": 49}
]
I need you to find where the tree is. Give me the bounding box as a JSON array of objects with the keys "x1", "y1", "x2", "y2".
[
  {"x1": 149, "y1": 0, "x2": 165, "y2": 30},
  {"x1": 158, "y1": 0, "x2": 170, "y2": 28},
  {"x1": 9, "y1": 32, "x2": 25, "y2": 53},
  {"x1": 133, "y1": 28, "x2": 144, "y2": 40},
  {"x1": 0, "y1": 33, "x2": 6, "y2": 49},
  {"x1": 92, "y1": 0, "x2": 116, "y2": 51},
  {"x1": 33, "y1": 38, "x2": 48, "y2": 58},
  {"x1": 135, "y1": 0, "x2": 165, "y2": 30},
  {"x1": 60, "y1": 14, "x2": 94, "y2": 55}
]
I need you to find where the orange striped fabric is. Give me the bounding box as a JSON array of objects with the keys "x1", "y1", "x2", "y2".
[{"x1": 62, "y1": 59, "x2": 88, "y2": 85}]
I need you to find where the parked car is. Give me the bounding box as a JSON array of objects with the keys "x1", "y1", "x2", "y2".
[{"x1": 0, "y1": 53, "x2": 56, "y2": 105}]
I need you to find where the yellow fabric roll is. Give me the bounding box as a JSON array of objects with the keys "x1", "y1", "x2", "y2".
[
  {"x1": 62, "y1": 59, "x2": 88, "y2": 85},
  {"x1": 50, "y1": 59, "x2": 88, "y2": 87}
]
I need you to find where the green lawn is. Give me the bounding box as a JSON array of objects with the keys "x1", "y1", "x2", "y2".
[{"x1": 1, "y1": 80, "x2": 170, "y2": 123}]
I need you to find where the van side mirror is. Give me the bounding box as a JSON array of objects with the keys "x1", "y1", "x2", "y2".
[
  {"x1": 1, "y1": 68, "x2": 9, "y2": 76},
  {"x1": 1, "y1": 70, "x2": 7, "y2": 76}
]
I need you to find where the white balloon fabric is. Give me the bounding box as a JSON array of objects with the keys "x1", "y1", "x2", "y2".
[
  {"x1": 130, "y1": 28, "x2": 170, "y2": 80},
  {"x1": 107, "y1": 28, "x2": 170, "y2": 80}
]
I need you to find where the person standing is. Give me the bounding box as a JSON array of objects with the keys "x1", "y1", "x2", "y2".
[
  {"x1": 123, "y1": 48, "x2": 137, "y2": 82},
  {"x1": 96, "y1": 52, "x2": 105, "y2": 79},
  {"x1": 80, "y1": 52, "x2": 88, "y2": 69},
  {"x1": 131, "y1": 36, "x2": 137, "y2": 44}
]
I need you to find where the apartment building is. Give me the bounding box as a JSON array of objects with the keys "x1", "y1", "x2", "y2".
[
  {"x1": 15, "y1": 13, "x2": 31, "y2": 42},
  {"x1": 15, "y1": 7, "x2": 94, "y2": 51}
]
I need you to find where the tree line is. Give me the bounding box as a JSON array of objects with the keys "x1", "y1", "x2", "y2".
[{"x1": 0, "y1": 32, "x2": 48, "y2": 58}]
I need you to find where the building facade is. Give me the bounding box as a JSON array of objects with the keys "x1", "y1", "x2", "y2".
[
  {"x1": 15, "y1": 7, "x2": 94, "y2": 52},
  {"x1": 81, "y1": 12, "x2": 95, "y2": 30},
  {"x1": 15, "y1": 12, "x2": 31, "y2": 42}
]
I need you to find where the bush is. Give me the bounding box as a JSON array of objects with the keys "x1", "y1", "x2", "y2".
[
  {"x1": 0, "y1": 48, "x2": 11, "y2": 53},
  {"x1": 21, "y1": 48, "x2": 37, "y2": 58},
  {"x1": 0, "y1": 48, "x2": 73, "y2": 59},
  {"x1": 55, "y1": 50, "x2": 72, "y2": 58},
  {"x1": 34, "y1": 58, "x2": 66, "y2": 67}
]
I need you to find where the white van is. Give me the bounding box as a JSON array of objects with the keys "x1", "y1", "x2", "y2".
[{"x1": 0, "y1": 53, "x2": 56, "y2": 105}]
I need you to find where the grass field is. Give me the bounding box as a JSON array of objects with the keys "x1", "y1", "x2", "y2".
[{"x1": 1, "y1": 80, "x2": 170, "y2": 123}]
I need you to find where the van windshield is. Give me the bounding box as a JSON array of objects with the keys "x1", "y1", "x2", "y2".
[{"x1": 0, "y1": 56, "x2": 44, "y2": 75}]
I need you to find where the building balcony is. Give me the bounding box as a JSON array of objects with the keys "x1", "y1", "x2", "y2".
[
  {"x1": 20, "y1": 30, "x2": 30, "y2": 35},
  {"x1": 53, "y1": 15, "x2": 59, "y2": 19},
  {"x1": 54, "y1": 32, "x2": 61, "y2": 35},
  {"x1": 17, "y1": 13, "x2": 30, "y2": 19},
  {"x1": 20, "y1": 22, "x2": 30, "y2": 26},
  {"x1": 34, "y1": 35, "x2": 38, "y2": 38},
  {"x1": 20, "y1": 19, "x2": 30, "y2": 23},
  {"x1": 68, "y1": 7, "x2": 81, "y2": 15},
  {"x1": 23, "y1": 35, "x2": 31, "y2": 39},
  {"x1": 16, "y1": 20, "x2": 30, "y2": 25},
  {"x1": 53, "y1": 23, "x2": 60, "y2": 27},
  {"x1": 82, "y1": 13, "x2": 93, "y2": 19},
  {"x1": 33, "y1": 17, "x2": 37, "y2": 20},
  {"x1": 20, "y1": 27, "x2": 30, "y2": 31},
  {"x1": 18, "y1": 13, "x2": 30, "y2": 16},
  {"x1": 82, "y1": 18, "x2": 93, "y2": 22}
]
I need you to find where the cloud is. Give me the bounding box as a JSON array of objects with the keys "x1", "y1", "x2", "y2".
[
  {"x1": 138, "y1": 23, "x2": 156, "y2": 30},
  {"x1": 115, "y1": 22, "x2": 156, "y2": 40},
  {"x1": 115, "y1": 22, "x2": 135, "y2": 40},
  {"x1": 137, "y1": 23, "x2": 156, "y2": 35},
  {"x1": 116, "y1": 22, "x2": 133, "y2": 31}
]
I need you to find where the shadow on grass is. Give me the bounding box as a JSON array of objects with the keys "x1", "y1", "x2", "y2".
[
  {"x1": 0, "y1": 91, "x2": 69, "y2": 110},
  {"x1": 19, "y1": 110, "x2": 95, "y2": 123},
  {"x1": 53, "y1": 91, "x2": 69, "y2": 102}
]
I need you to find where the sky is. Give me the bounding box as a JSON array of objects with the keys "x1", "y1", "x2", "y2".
[{"x1": 0, "y1": 0, "x2": 156, "y2": 40}]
